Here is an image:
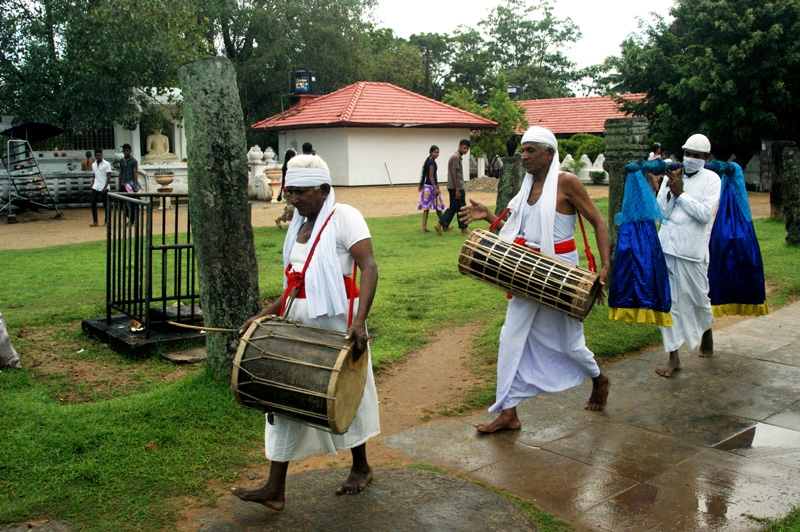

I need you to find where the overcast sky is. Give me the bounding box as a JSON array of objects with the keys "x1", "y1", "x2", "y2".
[{"x1": 370, "y1": 0, "x2": 676, "y2": 69}]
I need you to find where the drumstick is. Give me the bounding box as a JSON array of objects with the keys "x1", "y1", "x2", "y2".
[{"x1": 167, "y1": 321, "x2": 238, "y2": 333}]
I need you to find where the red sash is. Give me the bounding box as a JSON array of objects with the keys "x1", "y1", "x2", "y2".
[{"x1": 279, "y1": 209, "x2": 360, "y2": 325}]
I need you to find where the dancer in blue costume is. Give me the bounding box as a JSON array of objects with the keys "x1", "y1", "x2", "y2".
[
  {"x1": 706, "y1": 161, "x2": 769, "y2": 317},
  {"x1": 608, "y1": 158, "x2": 674, "y2": 326}
]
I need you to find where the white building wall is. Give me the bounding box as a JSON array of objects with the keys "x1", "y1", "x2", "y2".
[
  {"x1": 278, "y1": 126, "x2": 471, "y2": 186},
  {"x1": 346, "y1": 127, "x2": 469, "y2": 187}
]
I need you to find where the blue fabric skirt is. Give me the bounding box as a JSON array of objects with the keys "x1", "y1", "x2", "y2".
[
  {"x1": 708, "y1": 186, "x2": 768, "y2": 316},
  {"x1": 608, "y1": 220, "x2": 673, "y2": 325}
]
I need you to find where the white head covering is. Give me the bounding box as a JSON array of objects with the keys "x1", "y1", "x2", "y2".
[
  {"x1": 682, "y1": 134, "x2": 711, "y2": 154},
  {"x1": 499, "y1": 126, "x2": 560, "y2": 257},
  {"x1": 282, "y1": 158, "x2": 348, "y2": 318}
]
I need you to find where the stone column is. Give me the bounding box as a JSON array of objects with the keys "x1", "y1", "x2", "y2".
[
  {"x1": 603, "y1": 117, "x2": 650, "y2": 261},
  {"x1": 495, "y1": 157, "x2": 526, "y2": 217},
  {"x1": 772, "y1": 142, "x2": 800, "y2": 245},
  {"x1": 179, "y1": 57, "x2": 262, "y2": 381},
  {"x1": 770, "y1": 141, "x2": 797, "y2": 221}
]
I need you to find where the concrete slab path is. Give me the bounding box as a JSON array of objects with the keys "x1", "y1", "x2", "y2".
[{"x1": 384, "y1": 302, "x2": 800, "y2": 531}]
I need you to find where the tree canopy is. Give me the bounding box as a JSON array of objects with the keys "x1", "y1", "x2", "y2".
[
  {"x1": 1, "y1": 0, "x2": 584, "y2": 143},
  {"x1": 596, "y1": 0, "x2": 800, "y2": 159}
]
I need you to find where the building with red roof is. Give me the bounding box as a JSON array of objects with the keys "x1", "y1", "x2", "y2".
[
  {"x1": 517, "y1": 94, "x2": 643, "y2": 137},
  {"x1": 251, "y1": 81, "x2": 497, "y2": 186}
]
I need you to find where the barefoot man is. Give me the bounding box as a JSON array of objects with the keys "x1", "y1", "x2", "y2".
[
  {"x1": 655, "y1": 134, "x2": 720, "y2": 377},
  {"x1": 459, "y1": 126, "x2": 611, "y2": 433},
  {"x1": 232, "y1": 154, "x2": 380, "y2": 510}
]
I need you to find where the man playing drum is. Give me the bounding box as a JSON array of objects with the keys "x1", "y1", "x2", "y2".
[
  {"x1": 459, "y1": 126, "x2": 611, "y2": 433},
  {"x1": 233, "y1": 154, "x2": 380, "y2": 510}
]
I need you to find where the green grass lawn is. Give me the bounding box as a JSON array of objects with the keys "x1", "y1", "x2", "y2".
[{"x1": 1, "y1": 203, "x2": 799, "y2": 531}]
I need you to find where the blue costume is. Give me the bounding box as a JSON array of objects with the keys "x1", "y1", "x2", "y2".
[
  {"x1": 608, "y1": 159, "x2": 673, "y2": 326},
  {"x1": 706, "y1": 161, "x2": 769, "y2": 317}
]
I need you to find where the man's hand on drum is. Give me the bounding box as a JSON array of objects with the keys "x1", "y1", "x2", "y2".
[
  {"x1": 346, "y1": 320, "x2": 370, "y2": 361},
  {"x1": 458, "y1": 199, "x2": 490, "y2": 226},
  {"x1": 239, "y1": 300, "x2": 281, "y2": 336}
]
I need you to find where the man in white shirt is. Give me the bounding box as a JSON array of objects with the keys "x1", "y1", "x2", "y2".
[
  {"x1": 655, "y1": 134, "x2": 721, "y2": 377},
  {"x1": 89, "y1": 149, "x2": 112, "y2": 227}
]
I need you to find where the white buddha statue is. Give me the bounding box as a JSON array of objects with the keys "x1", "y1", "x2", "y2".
[{"x1": 143, "y1": 128, "x2": 179, "y2": 163}]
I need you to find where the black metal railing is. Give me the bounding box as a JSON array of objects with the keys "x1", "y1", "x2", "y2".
[{"x1": 106, "y1": 193, "x2": 200, "y2": 338}]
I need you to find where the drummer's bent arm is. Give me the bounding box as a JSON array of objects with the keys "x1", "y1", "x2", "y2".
[{"x1": 349, "y1": 238, "x2": 378, "y2": 329}]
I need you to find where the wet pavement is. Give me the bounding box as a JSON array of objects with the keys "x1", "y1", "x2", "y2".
[{"x1": 383, "y1": 302, "x2": 800, "y2": 531}]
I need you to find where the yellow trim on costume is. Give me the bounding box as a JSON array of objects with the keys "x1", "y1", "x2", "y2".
[
  {"x1": 608, "y1": 307, "x2": 674, "y2": 327},
  {"x1": 712, "y1": 302, "x2": 770, "y2": 318}
]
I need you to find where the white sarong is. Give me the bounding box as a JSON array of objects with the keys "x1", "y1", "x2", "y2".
[{"x1": 659, "y1": 254, "x2": 714, "y2": 352}]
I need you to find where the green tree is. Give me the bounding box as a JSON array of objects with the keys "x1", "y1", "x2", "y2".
[
  {"x1": 447, "y1": 28, "x2": 494, "y2": 103},
  {"x1": 444, "y1": 75, "x2": 527, "y2": 162},
  {"x1": 408, "y1": 32, "x2": 452, "y2": 100},
  {"x1": 0, "y1": 0, "x2": 209, "y2": 129},
  {"x1": 479, "y1": 0, "x2": 581, "y2": 99},
  {"x1": 198, "y1": 0, "x2": 375, "y2": 146},
  {"x1": 598, "y1": 0, "x2": 800, "y2": 158},
  {"x1": 361, "y1": 28, "x2": 424, "y2": 92}
]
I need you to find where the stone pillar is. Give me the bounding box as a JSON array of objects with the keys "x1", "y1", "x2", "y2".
[
  {"x1": 770, "y1": 141, "x2": 797, "y2": 221},
  {"x1": 772, "y1": 142, "x2": 800, "y2": 245},
  {"x1": 603, "y1": 117, "x2": 650, "y2": 261},
  {"x1": 495, "y1": 157, "x2": 526, "y2": 217},
  {"x1": 179, "y1": 57, "x2": 262, "y2": 381}
]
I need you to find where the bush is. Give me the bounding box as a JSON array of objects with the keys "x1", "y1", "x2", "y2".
[
  {"x1": 558, "y1": 133, "x2": 605, "y2": 163},
  {"x1": 590, "y1": 170, "x2": 606, "y2": 184}
]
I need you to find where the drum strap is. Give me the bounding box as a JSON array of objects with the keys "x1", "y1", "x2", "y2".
[
  {"x1": 577, "y1": 213, "x2": 597, "y2": 272},
  {"x1": 279, "y1": 209, "x2": 361, "y2": 321}
]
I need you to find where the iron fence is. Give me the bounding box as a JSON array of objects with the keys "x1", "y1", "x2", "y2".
[{"x1": 106, "y1": 193, "x2": 200, "y2": 337}]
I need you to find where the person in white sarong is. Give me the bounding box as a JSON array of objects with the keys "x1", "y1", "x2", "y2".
[
  {"x1": 232, "y1": 155, "x2": 380, "y2": 511},
  {"x1": 655, "y1": 134, "x2": 721, "y2": 377},
  {"x1": 459, "y1": 126, "x2": 612, "y2": 433}
]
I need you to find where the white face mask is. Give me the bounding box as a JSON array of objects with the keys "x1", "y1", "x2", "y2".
[{"x1": 682, "y1": 156, "x2": 705, "y2": 175}]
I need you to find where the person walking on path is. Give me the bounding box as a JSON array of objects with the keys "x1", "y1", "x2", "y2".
[
  {"x1": 118, "y1": 143, "x2": 139, "y2": 193},
  {"x1": 458, "y1": 126, "x2": 611, "y2": 433},
  {"x1": 89, "y1": 149, "x2": 111, "y2": 227},
  {"x1": 435, "y1": 139, "x2": 470, "y2": 235},
  {"x1": 233, "y1": 154, "x2": 380, "y2": 510},
  {"x1": 655, "y1": 133, "x2": 721, "y2": 377},
  {"x1": 417, "y1": 145, "x2": 445, "y2": 233}
]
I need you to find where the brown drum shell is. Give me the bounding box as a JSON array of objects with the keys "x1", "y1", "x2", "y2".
[
  {"x1": 232, "y1": 316, "x2": 367, "y2": 434},
  {"x1": 458, "y1": 229, "x2": 601, "y2": 321}
]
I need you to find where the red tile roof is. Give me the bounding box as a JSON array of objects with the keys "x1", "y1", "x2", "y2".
[
  {"x1": 517, "y1": 94, "x2": 643, "y2": 135},
  {"x1": 251, "y1": 82, "x2": 498, "y2": 131}
]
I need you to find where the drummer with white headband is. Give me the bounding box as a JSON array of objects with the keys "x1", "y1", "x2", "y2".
[
  {"x1": 459, "y1": 126, "x2": 612, "y2": 433},
  {"x1": 234, "y1": 154, "x2": 380, "y2": 510}
]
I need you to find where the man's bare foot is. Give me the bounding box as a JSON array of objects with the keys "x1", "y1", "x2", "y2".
[
  {"x1": 421, "y1": 228, "x2": 430, "y2": 233},
  {"x1": 433, "y1": 223, "x2": 442, "y2": 235},
  {"x1": 274, "y1": 217, "x2": 282, "y2": 229},
  {"x1": 656, "y1": 351, "x2": 682, "y2": 377},
  {"x1": 89, "y1": 222, "x2": 98, "y2": 227},
  {"x1": 443, "y1": 225, "x2": 454, "y2": 232},
  {"x1": 699, "y1": 329, "x2": 713, "y2": 357},
  {"x1": 461, "y1": 229, "x2": 470, "y2": 235},
  {"x1": 585, "y1": 373, "x2": 610, "y2": 411},
  {"x1": 335, "y1": 466, "x2": 373, "y2": 495},
  {"x1": 231, "y1": 484, "x2": 285, "y2": 511},
  {"x1": 475, "y1": 408, "x2": 521, "y2": 433}
]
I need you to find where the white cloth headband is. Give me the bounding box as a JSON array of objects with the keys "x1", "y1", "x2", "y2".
[
  {"x1": 285, "y1": 167, "x2": 332, "y2": 188},
  {"x1": 521, "y1": 126, "x2": 557, "y2": 148}
]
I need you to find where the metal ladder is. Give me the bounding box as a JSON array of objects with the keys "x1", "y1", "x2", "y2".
[{"x1": 1, "y1": 139, "x2": 62, "y2": 218}]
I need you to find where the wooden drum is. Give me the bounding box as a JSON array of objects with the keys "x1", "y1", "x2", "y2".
[
  {"x1": 458, "y1": 229, "x2": 601, "y2": 321},
  {"x1": 232, "y1": 316, "x2": 367, "y2": 434}
]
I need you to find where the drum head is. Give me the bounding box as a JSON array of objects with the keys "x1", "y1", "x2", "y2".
[{"x1": 327, "y1": 340, "x2": 367, "y2": 434}]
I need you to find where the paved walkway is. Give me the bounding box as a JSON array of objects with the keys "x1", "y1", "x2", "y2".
[{"x1": 384, "y1": 302, "x2": 800, "y2": 531}]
